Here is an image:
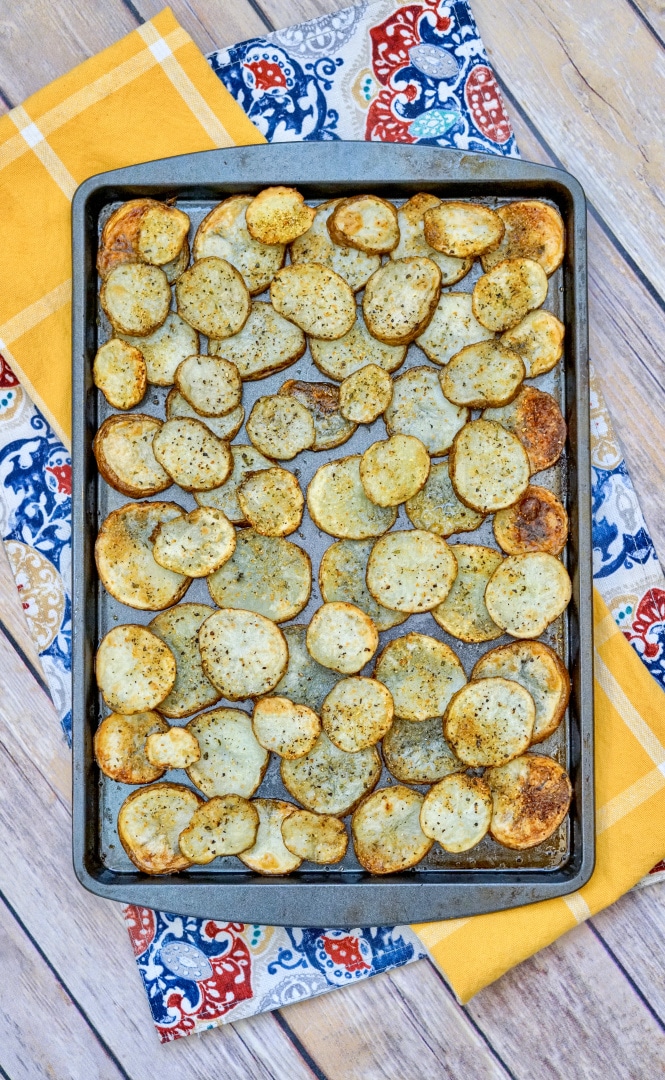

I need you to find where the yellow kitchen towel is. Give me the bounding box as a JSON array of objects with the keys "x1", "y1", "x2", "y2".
[{"x1": 0, "y1": 7, "x2": 262, "y2": 447}]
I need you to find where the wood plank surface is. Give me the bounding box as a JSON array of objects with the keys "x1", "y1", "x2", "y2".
[
  {"x1": 131, "y1": 0, "x2": 271, "y2": 51},
  {"x1": 632, "y1": 0, "x2": 665, "y2": 41},
  {"x1": 592, "y1": 884, "x2": 665, "y2": 1023}
]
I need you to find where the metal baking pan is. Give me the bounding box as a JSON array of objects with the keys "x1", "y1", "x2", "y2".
[{"x1": 72, "y1": 142, "x2": 593, "y2": 926}]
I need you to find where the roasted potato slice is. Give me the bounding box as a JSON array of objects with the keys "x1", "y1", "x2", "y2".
[
  {"x1": 423, "y1": 201, "x2": 504, "y2": 258},
  {"x1": 176, "y1": 256, "x2": 250, "y2": 339},
  {"x1": 366, "y1": 529, "x2": 457, "y2": 613},
  {"x1": 95, "y1": 501, "x2": 191, "y2": 610},
  {"x1": 178, "y1": 794, "x2": 259, "y2": 863},
  {"x1": 162, "y1": 237, "x2": 190, "y2": 284},
  {"x1": 120, "y1": 312, "x2": 199, "y2": 386},
  {"x1": 252, "y1": 696, "x2": 321, "y2": 759},
  {"x1": 487, "y1": 753, "x2": 572, "y2": 848},
  {"x1": 328, "y1": 194, "x2": 399, "y2": 254},
  {"x1": 306, "y1": 601, "x2": 379, "y2": 674},
  {"x1": 166, "y1": 389, "x2": 245, "y2": 441},
  {"x1": 405, "y1": 460, "x2": 485, "y2": 537},
  {"x1": 310, "y1": 312, "x2": 406, "y2": 381},
  {"x1": 152, "y1": 417, "x2": 232, "y2": 492},
  {"x1": 95, "y1": 623, "x2": 176, "y2": 714},
  {"x1": 145, "y1": 727, "x2": 201, "y2": 769},
  {"x1": 472, "y1": 640, "x2": 570, "y2": 744},
  {"x1": 174, "y1": 354, "x2": 241, "y2": 417},
  {"x1": 472, "y1": 258, "x2": 548, "y2": 332},
  {"x1": 432, "y1": 543, "x2": 503, "y2": 643},
  {"x1": 207, "y1": 529, "x2": 311, "y2": 623},
  {"x1": 441, "y1": 341, "x2": 525, "y2": 408},
  {"x1": 149, "y1": 603, "x2": 221, "y2": 719},
  {"x1": 118, "y1": 782, "x2": 202, "y2": 874},
  {"x1": 237, "y1": 467, "x2": 304, "y2": 538},
  {"x1": 420, "y1": 774, "x2": 492, "y2": 853},
  {"x1": 93, "y1": 414, "x2": 171, "y2": 498},
  {"x1": 307, "y1": 455, "x2": 397, "y2": 539},
  {"x1": 272, "y1": 625, "x2": 341, "y2": 713},
  {"x1": 363, "y1": 257, "x2": 441, "y2": 345},
  {"x1": 186, "y1": 707, "x2": 269, "y2": 797},
  {"x1": 493, "y1": 484, "x2": 568, "y2": 556},
  {"x1": 416, "y1": 291, "x2": 494, "y2": 367},
  {"x1": 270, "y1": 263, "x2": 356, "y2": 340},
  {"x1": 199, "y1": 609, "x2": 288, "y2": 700},
  {"x1": 360, "y1": 434, "x2": 430, "y2": 507},
  {"x1": 94, "y1": 711, "x2": 168, "y2": 784},
  {"x1": 384, "y1": 366, "x2": 468, "y2": 456},
  {"x1": 444, "y1": 677, "x2": 535, "y2": 767},
  {"x1": 339, "y1": 364, "x2": 393, "y2": 424},
  {"x1": 319, "y1": 538, "x2": 407, "y2": 632},
  {"x1": 481, "y1": 200, "x2": 565, "y2": 276},
  {"x1": 290, "y1": 200, "x2": 380, "y2": 290},
  {"x1": 152, "y1": 506, "x2": 235, "y2": 577},
  {"x1": 500, "y1": 310, "x2": 565, "y2": 377},
  {"x1": 246, "y1": 186, "x2": 315, "y2": 245},
  {"x1": 193, "y1": 195, "x2": 285, "y2": 294},
  {"x1": 246, "y1": 395, "x2": 316, "y2": 460},
  {"x1": 321, "y1": 676, "x2": 393, "y2": 752},
  {"x1": 278, "y1": 379, "x2": 357, "y2": 451},
  {"x1": 374, "y1": 632, "x2": 466, "y2": 722},
  {"x1": 209, "y1": 301, "x2": 305, "y2": 380},
  {"x1": 196, "y1": 445, "x2": 273, "y2": 524},
  {"x1": 449, "y1": 419, "x2": 530, "y2": 512},
  {"x1": 97, "y1": 198, "x2": 154, "y2": 278},
  {"x1": 382, "y1": 716, "x2": 464, "y2": 785},
  {"x1": 101, "y1": 262, "x2": 171, "y2": 337},
  {"x1": 93, "y1": 338, "x2": 146, "y2": 409},
  {"x1": 137, "y1": 203, "x2": 190, "y2": 265},
  {"x1": 483, "y1": 386, "x2": 567, "y2": 474},
  {"x1": 484, "y1": 552, "x2": 572, "y2": 638},
  {"x1": 238, "y1": 799, "x2": 302, "y2": 875},
  {"x1": 391, "y1": 193, "x2": 473, "y2": 285},
  {"x1": 352, "y1": 786, "x2": 432, "y2": 874},
  {"x1": 281, "y1": 732, "x2": 381, "y2": 816},
  {"x1": 281, "y1": 810, "x2": 348, "y2": 864}
]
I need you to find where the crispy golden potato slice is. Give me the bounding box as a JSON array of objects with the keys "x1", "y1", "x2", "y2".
[
  {"x1": 444, "y1": 677, "x2": 535, "y2": 767},
  {"x1": 363, "y1": 257, "x2": 441, "y2": 345},
  {"x1": 339, "y1": 364, "x2": 393, "y2": 424},
  {"x1": 237, "y1": 467, "x2": 304, "y2": 537},
  {"x1": 405, "y1": 460, "x2": 485, "y2": 537},
  {"x1": 96, "y1": 624, "x2": 176, "y2": 714},
  {"x1": 199, "y1": 609, "x2": 288, "y2": 699},
  {"x1": 94, "y1": 711, "x2": 168, "y2": 784},
  {"x1": 97, "y1": 199, "x2": 154, "y2": 278},
  {"x1": 382, "y1": 716, "x2": 464, "y2": 785},
  {"x1": 278, "y1": 379, "x2": 357, "y2": 451},
  {"x1": 166, "y1": 389, "x2": 244, "y2": 440},
  {"x1": 290, "y1": 200, "x2": 380, "y2": 290},
  {"x1": 472, "y1": 258, "x2": 549, "y2": 332},
  {"x1": 352, "y1": 786, "x2": 432, "y2": 874},
  {"x1": 432, "y1": 544, "x2": 503, "y2": 643},
  {"x1": 149, "y1": 603, "x2": 221, "y2": 719},
  {"x1": 120, "y1": 312, "x2": 199, "y2": 386},
  {"x1": 270, "y1": 263, "x2": 356, "y2": 340},
  {"x1": 152, "y1": 417, "x2": 232, "y2": 491},
  {"x1": 118, "y1": 782, "x2": 202, "y2": 874},
  {"x1": 196, "y1": 445, "x2": 273, "y2": 524},
  {"x1": 420, "y1": 774, "x2": 492, "y2": 853},
  {"x1": 209, "y1": 301, "x2": 305, "y2": 380},
  {"x1": 441, "y1": 341, "x2": 525, "y2": 409},
  {"x1": 416, "y1": 291, "x2": 494, "y2": 367},
  {"x1": 186, "y1": 707, "x2": 269, "y2": 796},
  {"x1": 152, "y1": 506, "x2": 236, "y2": 577},
  {"x1": 449, "y1": 419, "x2": 530, "y2": 513},
  {"x1": 307, "y1": 455, "x2": 397, "y2": 539},
  {"x1": 385, "y1": 366, "x2": 468, "y2": 456},
  {"x1": 481, "y1": 200, "x2": 565, "y2": 276},
  {"x1": 145, "y1": 727, "x2": 201, "y2": 769},
  {"x1": 321, "y1": 676, "x2": 393, "y2": 752},
  {"x1": 310, "y1": 313, "x2": 406, "y2": 381},
  {"x1": 101, "y1": 262, "x2": 171, "y2": 337},
  {"x1": 484, "y1": 552, "x2": 572, "y2": 638},
  {"x1": 174, "y1": 354, "x2": 241, "y2": 417},
  {"x1": 306, "y1": 602, "x2": 379, "y2": 674},
  {"x1": 93, "y1": 338, "x2": 146, "y2": 409},
  {"x1": 246, "y1": 395, "x2": 316, "y2": 460},
  {"x1": 238, "y1": 799, "x2": 302, "y2": 875},
  {"x1": 272, "y1": 625, "x2": 341, "y2": 712},
  {"x1": 360, "y1": 434, "x2": 430, "y2": 507},
  {"x1": 472, "y1": 640, "x2": 570, "y2": 744},
  {"x1": 246, "y1": 186, "x2": 315, "y2": 245},
  {"x1": 494, "y1": 485, "x2": 568, "y2": 556},
  {"x1": 252, "y1": 696, "x2": 321, "y2": 759},
  {"x1": 178, "y1": 794, "x2": 259, "y2": 863},
  {"x1": 137, "y1": 204, "x2": 190, "y2": 265},
  {"x1": 93, "y1": 414, "x2": 171, "y2": 498},
  {"x1": 281, "y1": 810, "x2": 348, "y2": 864},
  {"x1": 487, "y1": 753, "x2": 572, "y2": 848},
  {"x1": 193, "y1": 195, "x2": 285, "y2": 294},
  {"x1": 162, "y1": 237, "x2": 190, "y2": 284},
  {"x1": 176, "y1": 256, "x2": 250, "y2": 339},
  {"x1": 207, "y1": 530, "x2": 311, "y2": 623},
  {"x1": 366, "y1": 529, "x2": 457, "y2": 613},
  {"x1": 374, "y1": 632, "x2": 466, "y2": 722},
  {"x1": 319, "y1": 538, "x2": 407, "y2": 632},
  {"x1": 95, "y1": 501, "x2": 191, "y2": 610},
  {"x1": 281, "y1": 732, "x2": 381, "y2": 816},
  {"x1": 483, "y1": 386, "x2": 567, "y2": 474},
  {"x1": 500, "y1": 310, "x2": 565, "y2": 377},
  {"x1": 423, "y1": 201, "x2": 505, "y2": 258},
  {"x1": 328, "y1": 194, "x2": 399, "y2": 254},
  {"x1": 391, "y1": 193, "x2": 473, "y2": 284}
]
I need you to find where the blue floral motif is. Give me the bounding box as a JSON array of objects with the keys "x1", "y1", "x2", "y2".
[
  {"x1": 267, "y1": 925, "x2": 418, "y2": 985},
  {"x1": 592, "y1": 463, "x2": 660, "y2": 579}
]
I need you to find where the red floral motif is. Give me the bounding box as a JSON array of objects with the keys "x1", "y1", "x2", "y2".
[
  {"x1": 366, "y1": 88, "x2": 416, "y2": 143},
  {"x1": 464, "y1": 65, "x2": 512, "y2": 144},
  {"x1": 244, "y1": 59, "x2": 287, "y2": 91},
  {"x1": 158, "y1": 930, "x2": 252, "y2": 1042},
  {"x1": 46, "y1": 463, "x2": 71, "y2": 495},
  {"x1": 124, "y1": 906, "x2": 156, "y2": 957},
  {"x1": 370, "y1": 1, "x2": 452, "y2": 86},
  {"x1": 649, "y1": 860, "x2": 665, "y2": 875},
  {"x1": 321, "y1": 935, "x2": 371, "y2": 973},
  {"x1": 624, "y1": 588, "x2": 665, "y2": 659},
  {"x1": 0, "y1": 355, "x2": 18, "y2": 387}
]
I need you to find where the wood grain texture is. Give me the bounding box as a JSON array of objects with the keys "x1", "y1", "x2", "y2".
[
  {"x1": 632, "y1": 0, "x2": 665, "y2": 42},
  {"x1": 131, "y1": 0, "x2": 270, "y2": 51},
  {"x1": 592, "y1": 885, "x2": 665, "y2": 1023}
]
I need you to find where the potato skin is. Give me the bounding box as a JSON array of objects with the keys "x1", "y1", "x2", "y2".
[
  {"x1": 493, "y1": 485, "x2": 569, "y2": 555},
  {"x1": 486, "y1": 754, "x2": 572, "y2": 849},
  {"x1": 93, "y1": 414, "x2": 171, "y2": 498}
]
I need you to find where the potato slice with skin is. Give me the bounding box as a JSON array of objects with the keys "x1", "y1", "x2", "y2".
[
  {"x1": 366, "y1": 530, "x2": 457, "y2": 613},
  {"x1": 246, "y1": 186, "x2": 315, "y2": 245},
  {"x1": 246, "y1": 395, "x2": 316, "y2": 461},
  {"x1": 186, "y1": 707, "x2": 269, "y2": 797},
  {"x1": 500, "y1": 310, "x2": 565, "y2": 377},
  {"x1": 306, "y1": 602, "x2": 379, "y2": 674},
  {"x1": 118, "y1": 782, "x2": 202, "y2": 874},
  {"x1": 199, "y1": 609, "x2": 288, "y2": 699},
  {"x1": 95, "y1": 502, "x2": 191, "y2": 610},
  {"x1": 93, "y1": 414, "x2": 171, "y2": 498},
  {"x1": 174, "y1": 354, "x2": 241, "y2": 417},
  {"x1": 472, "y1": 258, "x2": 549, "y2": 332},
  {"x1": 152, "y1": 417, "x2": 232, "y2": 492},
  {"x1": 145, "y1": 727, "x2": 201, "y2": 769},
  {"x1": 481, "y1": 200, "x2": 565, "y2": 276},
  {"x1": 120, "y1": 312, "x2": 199, "y2": 386},
  {"x1": 352, "y1": 786, "x2": 432, "y2": 874},
  {"x1": 321, "y1": 676, "x2": 393, "y2": 752},
  {"x1": 149, "y1": 603, "x2": 221, "y2": 719},
  {"x1": 363, "y1": 257, "x2": 441, "y2": 345},
  {"x1": 93, "y1": 338, "x2": 146, "y2": 409},
  {"x1": 272, "y1": 625, "x2": 341, "y2": 713},
  {"x1": 444, "y1": 677, "x2": 535, "y2": 767},
  {"x1": 472, "y1": 640, "x2": 570, "y2": 744},
  {"x1": 391, "y1": 194, "x2": 473, "y2": 285},
  {"x1": 152, "y1": 506, "x2": 236, "y2": 577},
  {"x1": 97, "y1": 199, "x2": 154, "y2": 278},
  {"x1": 424, "y1": 201, "x2": 505, "y2": 258},
  {"x1": 420, "y1": 774, "x2": 492, "y2": 853},
  {"x1": 94, "y1": 711, "x2": 168, "y2": 784},
  {"x1": 95, "y1": 624, "x2": 176, "y2": 714},
  {"x1": 196, "y1": 445, "x2": 273, "y2": 524},
  {"x1": 385, "y1": 366, "x2": 468, "y2": 456},
  {"x1": 310, "y1": 313, "x2": 406, "y2": 381},
  {"x1": 290, "y1": 200, "x2": 380, "y2": 290},
  {"x1": 432, "y1": 543, "x2": 503, "y2": 643},
  {"x1": 416, "y1": 291, "x2": 494, "y2": 367},
  {"x1": 193, "y1": 195, "x2": 285, "y2": 294},
  {"x1": 339, "y1": 364, "x2": 393, "y2": 424},
  {"x1": 281, "y1": 810, "x2": 348, "y2": 864},
  {"x1": 207, "y1": 530, "x2": 311, "y2": 623},
  {"x1": 252, "y1": 696, "x2": 321, "y2": 759},
  {"x1": 238, "y1": 799, "x2": 302, "y2": 875},
  {"x1": 382, "y1": 716, "x2": 464, "y2": 785},
  {"x1": 270, "y1": 264, "x2": 356, "y2": 340},
  {"x1": 485, "y1": 552, "x2": 572, "y2": 639},
  {"x1": 278, "y1": 379, "x2": 356, "y2": 452},
  {"x1": 178, "y1": 795, "x2": 259, "y2": 863},
  {"x1": 494, "y1": 484, "x2": 569, "y2": 556},
  {"x1": 360, "y1": 434, "x2": 430, "y2": 507},
  {"x1": 405, "y1": 460, "x2": 485, "y2": 537},
  {"x1": 487, "y1": 753, "x2": 572, "y2": 849},
  {"x1": 237, "y1": 467, "x2": 304, "y2": 538},
  {"x1": 209, "y1": 301, "x2": 305, "y2": 380},
  {"x1": 318, "y1": 538, "x2": 407, "y2": 632},
  {"x1": 441, "y1": 341, "x2": 525, "y2": 409},
  {"x1": 281, "y1": 732, "x2": 381, "y2": 816},
  {"x1": 307, "y1": 455, "x2": 397, "y2": 539},
  {"x1": 101, "y1": 262, "x2": 171, "y2": 337},
  {"x1": 483, "y1": 386, "x2": 567, "y2": 474},
  {"x1": 328, "y1": 194, "x2": 399, "y2": 254},
  {"x1": 166, "y1": 389, "x2": 244, "y2": 441},
  {"x1": 98, "y1": 200, "x2": 188, "y2": 275},
  {"x1": 374, "y1": 632, "x2": 466, "y2": 722},
  {"x1": 137, "y1": 204, "x2": 190, "y2": 265},
  {"x1": 176, "y1": 256, "x2": 250, "y2": 339},
  {"x1": 449, "y1": 419, "x2": 530, "y2": 513}
]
